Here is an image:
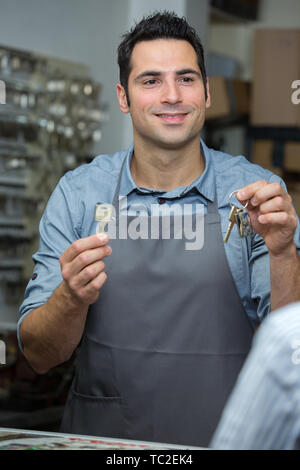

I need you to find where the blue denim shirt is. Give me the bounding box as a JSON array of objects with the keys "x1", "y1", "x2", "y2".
[{"x1": 18, "y1": 139, "x2": 300, "y2": 351}]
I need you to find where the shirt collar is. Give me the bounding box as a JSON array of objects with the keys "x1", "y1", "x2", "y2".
[{"x1": 119, "y1": 138, "x2": 215, "y2": 202}]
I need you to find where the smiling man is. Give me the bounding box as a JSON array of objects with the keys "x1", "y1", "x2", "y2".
[
  {"x1": 117, "y1": 39, "x2": 209, "y2": 155},
  {"x1": 18, "y1": 11, "x2": 300, "y2": 447}
]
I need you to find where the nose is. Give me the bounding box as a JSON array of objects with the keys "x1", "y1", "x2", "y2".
[{"x1": 160, "y1": 79, "x2": 182, "y2": 104}]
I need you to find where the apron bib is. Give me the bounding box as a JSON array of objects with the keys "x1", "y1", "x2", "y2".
[{"x1": 61, "y1": 154, "x2": 254, "y2": 447}]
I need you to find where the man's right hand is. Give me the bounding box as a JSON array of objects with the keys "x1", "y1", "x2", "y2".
[{"x1": 59, "y1": 233, "x2": 112, "y2": 307}]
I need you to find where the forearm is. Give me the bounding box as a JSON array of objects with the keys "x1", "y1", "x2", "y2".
[
  {"x1": 20, "y1": 281, "x2": 89, "y2": 374},
  {"x1": 270, "y1": 242, "x2": 300, "y2": 311}
]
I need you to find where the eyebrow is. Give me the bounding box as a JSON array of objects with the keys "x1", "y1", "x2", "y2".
[{"x1": 134, "y1": 69, "x2": 201, "y2": 82}]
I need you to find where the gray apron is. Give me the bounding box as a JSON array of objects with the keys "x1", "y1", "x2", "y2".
[{"x1": 61, "y1": 154, "x2": 254, "y2": 447}]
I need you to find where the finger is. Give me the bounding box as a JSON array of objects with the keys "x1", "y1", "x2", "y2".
[
  {"x1": 257, "y1": 196, "x2": 292, "y2": 216},
  {"x1": 60, "y1": 233, "x2": 109, "y2": 265},
  {"x1": 69, "y1": 244, "x2": 112, "y2": 277},
  {"x1": 248, "y1": 182, "x2": 287, "y2": 208},
  {"x1": 71, "y1": 259, "x2": 106, "y2": 290},
  {"x1": 237, "y1": 180, "x2": 269, "y2": 203},
  {"x1": 62, "y1": 244, "x2": 112, "y2": 280},
  {"x1": 79, "y1": 271, "x2": 108, "y2": 303},
  {"x1": 257, "y1": 211, "x2": 291, "y2": 225}
]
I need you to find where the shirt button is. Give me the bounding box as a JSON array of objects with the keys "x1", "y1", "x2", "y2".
[{"x1": 158, "y1": 198, "x2": 166, "y2": 204}]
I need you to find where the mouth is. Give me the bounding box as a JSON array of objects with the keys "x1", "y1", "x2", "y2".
[{"x1": 155, "y1": 113, "x2": 188, "y2": 123}]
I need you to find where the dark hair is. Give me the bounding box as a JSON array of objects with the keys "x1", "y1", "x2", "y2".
[{"x1": 117, "y1": 10, "x2": 207, "y2": 106}]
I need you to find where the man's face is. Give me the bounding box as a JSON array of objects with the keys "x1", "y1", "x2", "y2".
[{"x1": 117, "y1": 39, "x2": 211, "y2": 151}]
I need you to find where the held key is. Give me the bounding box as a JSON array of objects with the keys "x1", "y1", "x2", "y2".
[
  {"x1": 236, "y1": 210, "x2": 254, "y2": 238},
  {"x1": 224, "y1": 205, "x2": 243, "y2": 243},
  {"x1": 94, "y1": 203, "x2": 115, "y2": 233}
]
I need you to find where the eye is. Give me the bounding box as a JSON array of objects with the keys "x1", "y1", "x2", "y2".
[
  {"x1": 143, "y1": 78, "x2": 160, "y2": 86},
  {"x1": 179, "y1": 76, "x2": 194, "y2": 84}
]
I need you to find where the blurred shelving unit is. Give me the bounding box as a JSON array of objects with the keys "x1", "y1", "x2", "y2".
[
  {"x1": 0, "y1": 44, "x2": 109, "y2": 431},
  {"x1": 0, "y1": 45, "x2": 108, "y2": 324}
]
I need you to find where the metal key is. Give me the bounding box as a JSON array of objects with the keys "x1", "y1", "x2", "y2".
[
  {"x1": 224, "y1": 205, "x2": 243, "y2": 243},
  {"x1": 94, "y1": 203, "x2": 115, "y2": 233}
]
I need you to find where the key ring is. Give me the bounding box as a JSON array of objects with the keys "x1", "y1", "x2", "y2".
[{"x1": 228, "y1": 190, "x2": 249, "y2": 209}]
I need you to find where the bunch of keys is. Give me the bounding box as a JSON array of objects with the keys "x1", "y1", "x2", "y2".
[
  {"x1": 224, "y1": 190, "x2": 254, "y2": 243},
  {"x1": 94, "y1": 203, "x2": 115, "y2": 233}
]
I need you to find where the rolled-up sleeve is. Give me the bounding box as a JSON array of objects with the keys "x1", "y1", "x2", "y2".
[{"x1": 17, "y1": 173, "x2": 80, "y2": 353}]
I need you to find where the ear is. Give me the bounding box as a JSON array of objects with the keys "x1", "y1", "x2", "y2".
[
  {"x1": 116, "y1": 83, "x2": 130, "y2": 114},
  {"x1": 205, "y1": 78, "x2": 211, "y2": 109}
]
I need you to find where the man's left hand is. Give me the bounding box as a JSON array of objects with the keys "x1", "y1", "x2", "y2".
[{"x1": 237, "y1": 180, "x2": 298, "y2": 256}]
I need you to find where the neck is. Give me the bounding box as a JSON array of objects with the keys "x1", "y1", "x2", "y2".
[{"x1": 130, "y1": 139, "x2": 205, "y2": 191}]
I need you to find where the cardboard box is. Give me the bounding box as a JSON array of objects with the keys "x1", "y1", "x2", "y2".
[
  {"x1": 251, "y1": 29, "x2": 300, "y2": 127},
  {"x1": 284, "y1": 142, "x2": 300, "y2": 172},
  {"x1": 206, "y1": 76, "x2": 250, "y2": 120},
  {"x1": 250, "y1": 140, "x2": 300, "y2": 215},
  {"x1": 251, "y1": 140, "x2": 300, "y2": 174},
  {"x1": 285, "y1": 177, "x2": 300, "y2": 217},
  {"x1": 291, "y1": 192, "x2": 300, "y2": 217},
  {"x1": 250, "y1": 140, "x2": 284, "y2": 176}
]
